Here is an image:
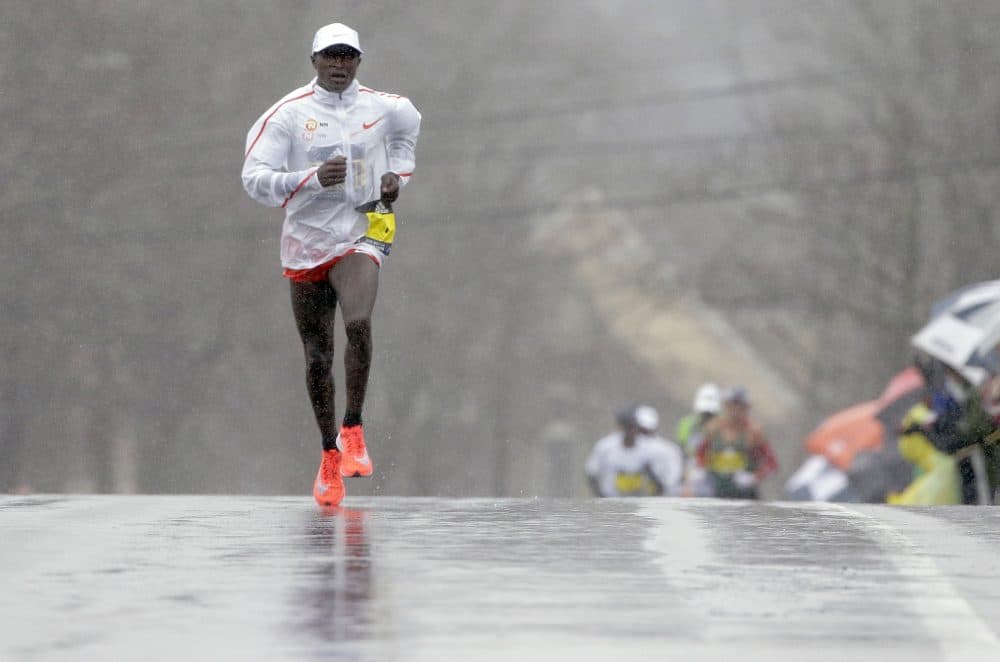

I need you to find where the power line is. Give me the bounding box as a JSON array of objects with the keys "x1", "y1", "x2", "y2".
[
  {"x1": 422, "y1": 123, "x2": 875, "y2": 160},
  {"x1": 437, "y1": 70, "x2": 851, "y2": 127},
  {"x1": 430, "y1": 53, "x2": 1000, "y2": 128},
  {"x1": 473, "y1": 155, "x2": 1000, "y2": 223}
]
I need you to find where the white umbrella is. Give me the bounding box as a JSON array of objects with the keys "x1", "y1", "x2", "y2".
[
  {"x1": 912, "y1": 281, "x2": 1000, "y2": 386},
  {"x1": 929, "y1": 279, "x2": 1000, "y2": 318}
]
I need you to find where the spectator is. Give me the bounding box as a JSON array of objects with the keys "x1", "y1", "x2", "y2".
[
  {"x1": 921, "y1": 367, "x2": 1000, "y2": 503},
  {"x1": 585, "y1": 406, "x2": 684, "y2": 497},
  {"x1": 696, "y1": 387, "x2": 779, "y2": 499}
]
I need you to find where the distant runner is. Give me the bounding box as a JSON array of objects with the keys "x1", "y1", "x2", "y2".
[
  {"x1": 242, "y1": 22, "x2": 421, "y2": 506},
  {"x1": 696, "y1": 387, "x2": 778, "y2": 499},
  {"x1": 586, "y1": 406, "x2": 684, "y2": 497},
  {"x1": 675, "y1": 382, "x2": 721, "y2": 456},
  {"x1": 675, "y1": 383, "x2": 721, "y2": 496}
]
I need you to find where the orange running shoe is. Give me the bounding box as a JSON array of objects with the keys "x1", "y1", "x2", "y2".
[
  {"x1": 313, "y1": 449, "x2": 345, "y2": 507},
  {"x1": 338, "y1": 425, "x2": 373, "y2": 477}
]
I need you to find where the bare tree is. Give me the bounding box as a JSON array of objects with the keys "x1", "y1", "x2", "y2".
[{"x1": 756, "y1": 0, "x2": 1000, "y2": 415}]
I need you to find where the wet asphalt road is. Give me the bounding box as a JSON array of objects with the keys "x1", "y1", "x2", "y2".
[{"x1": 4, "y1": 497, "x2": 1000, "y2": 661}]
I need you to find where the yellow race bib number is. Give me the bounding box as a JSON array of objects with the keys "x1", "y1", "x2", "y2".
[
  {"x1": 355, "y1": 200, "x2": 396, "y2": 255},
  {"x1": 614, "y1": 471, "x2": 656, "y2": 496},
  {"x1": 709, "y1": 449, "x2": 748, "y2": 473}
]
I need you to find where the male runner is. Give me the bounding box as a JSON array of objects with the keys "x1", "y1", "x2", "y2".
[
  {"x1": 585, "y1": 406, "x2": 684, "y2": 497},
  {"x1": 695, "y1": 387, "x2": 779, "y2": 499},
  {"x1": 242, "y1": 22, "x2": 421, "y2": 506},
  {"x1": 675, "y1": 382, "x2": 721, "y2": 455}
]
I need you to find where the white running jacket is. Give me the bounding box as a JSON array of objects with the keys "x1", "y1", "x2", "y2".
[
  {"x1": 242, "y1": 79, "x2": 421, "y2": 269},
  {"x1": 585, "y1": 433, "x2": 685, "y2": 497}
]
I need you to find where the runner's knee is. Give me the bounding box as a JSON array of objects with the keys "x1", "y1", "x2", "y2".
[
  {"x1": 344, "y1": 319, "x2": 372, "y2": 355},
  {"x1": 303, "y1": 340, "x2": 334, "y2": 372}
]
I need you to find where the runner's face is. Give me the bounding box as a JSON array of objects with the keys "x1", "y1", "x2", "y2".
[
  {"x1": 311, "y1": 46, "x2": 361, "y2": 93},
  {"x1": 726, "y1": 401, "x2": 749, "y2": 424}
]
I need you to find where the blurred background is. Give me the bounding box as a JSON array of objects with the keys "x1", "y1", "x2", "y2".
[{"x1": 3, "y1": 0, "x2": 999, "y2": 498}]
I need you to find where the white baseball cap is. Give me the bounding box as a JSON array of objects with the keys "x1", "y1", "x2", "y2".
[
  {"x1": 634, "y1": 405, "x2": 660, "y2": 432},
  {"x1": 693, "y1": 383, "x2": 721, "y2": 414},
  {"x1": 312, "y1": 23, "x2": 363, "y2": 55}
]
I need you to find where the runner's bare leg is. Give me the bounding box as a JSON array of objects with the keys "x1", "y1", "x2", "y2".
[
  {"x1": 328, "y1": 253, "x2": 379, "y2": 423},
  {"x1": 290, "y1": 280, "x2": 339, "y2": 448}
]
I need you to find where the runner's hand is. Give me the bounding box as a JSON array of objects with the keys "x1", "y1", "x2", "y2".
[
  {"x1": 317, "y1": 156, "x2": 347, "y2": 187},
  {"x1": 381, "y1": 172, "x2": 401, "y2": 202},
  {"x1": 733, "y1": 471, "x2": 758, "y2": 489}
]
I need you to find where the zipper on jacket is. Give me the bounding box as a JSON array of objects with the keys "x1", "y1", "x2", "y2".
[{"x1": 337, "y1": 92, "x2": 354, "y2": 202}]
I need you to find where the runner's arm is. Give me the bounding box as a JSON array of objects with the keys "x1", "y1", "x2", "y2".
[
  {"x1": 242, "y1": 111, "x2": 324, "y2": 208},
  {"x1": 694, "y1": 434, "x2": 711, "y2": 468},
  {"x1": 646, "y1": 442, "x2": 684, "y2": 495},
  {"x1": 750, "y1": 429, "x2": 779, "y2": 480},
  {"x1": 663, "y1": 443, "x2": 685, "y2": 490},
  {"x1": 384, "y1": 97, "x2": 421, "y2": 188},
  {"x1": 644, "y1": 466, "x2": 665, "y2": 496}
]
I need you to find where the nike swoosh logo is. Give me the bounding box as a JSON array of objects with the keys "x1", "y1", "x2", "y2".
[{"x1": 362, "y1": 117, "x2": 383, "y2": 130}]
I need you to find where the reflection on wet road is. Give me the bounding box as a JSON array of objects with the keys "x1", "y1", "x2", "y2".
[
  {"x1": 293, "y1": 508, "x2": 374, "y2": 657},
  {"x1": 3, "y1": 497, "x2": 1000, "y2": 661}
]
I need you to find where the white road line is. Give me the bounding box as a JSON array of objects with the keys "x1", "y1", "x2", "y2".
[
  {"x1": 641, "y1": 499, "x2": 1000, "y2": 660},
  {"x1": 804, "y1": 503, "x2": 1000, "y2": 660}
]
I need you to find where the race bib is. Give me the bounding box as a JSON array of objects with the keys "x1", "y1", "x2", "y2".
[
  {"x1": 710, "y1": 449, "x2": 748, "y2": 473},
  {"x1": 355, "y1": 200, "x2": 395, "y2": 255},
  {"x1": 614, "y1": 471, "x2": 655, "y2": 496}
]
